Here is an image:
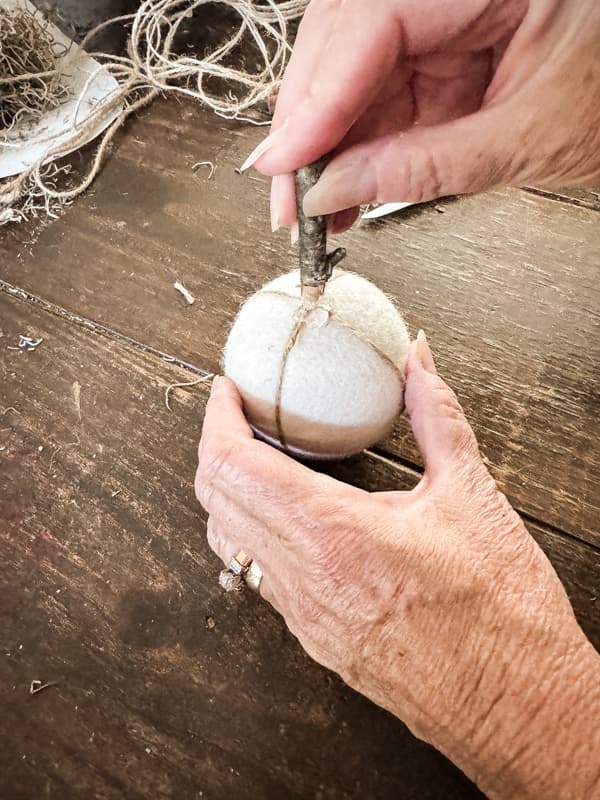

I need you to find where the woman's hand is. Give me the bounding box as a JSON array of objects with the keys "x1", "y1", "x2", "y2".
[
  {"x1": 195, "y1": 335, "x2": 599, "y2": 800},
  {"x1": 240, "y1": 0, "x2": 600, "y2": 233}
]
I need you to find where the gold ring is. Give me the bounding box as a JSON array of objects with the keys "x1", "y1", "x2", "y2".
[
  {"x1": 229, "y1": 551, "x2": 252, "y2": 575},
  {"x1": 219, "y1": 551, "x2": 253, "y2": 593},
  {"x1": 244, "y1": 561, "x2": 263, "y2": 593}
]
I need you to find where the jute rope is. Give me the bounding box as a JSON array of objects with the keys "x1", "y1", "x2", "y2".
[
  {"x1": 0, "y1": 6, "x2": 70, "y2": 133},
  {"x1": 274, "y1": 302, "x2": 311, "y2": 450},
  {"x1": 0, "y1": 0, "x2": 310, "y2": 223},
  {"x1": 260, "y1": 276, "x2": 405, "y2": 454}
]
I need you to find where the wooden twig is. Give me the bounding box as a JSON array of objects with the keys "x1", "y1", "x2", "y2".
[{"x1": 295, "y1": 160, "x2": 347, "y2": 301}]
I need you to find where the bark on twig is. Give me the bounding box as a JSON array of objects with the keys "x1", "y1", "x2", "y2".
[{"x1": 295, "y1": 161, "x2": 346, "y2": 300}]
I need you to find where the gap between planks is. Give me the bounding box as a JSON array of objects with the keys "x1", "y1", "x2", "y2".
[
  {"x1": 523, "y1": 186, "x2": 600, "y2": 212},
  {"x1": 1, "y1": 275, "x2": 597, "y2": 556},
  {"x1": 0, "y1": 278, "x2": 211, "y2": 379},
  {"x1": 369, "y1": 447, "x2": 600, "y2": 556}
]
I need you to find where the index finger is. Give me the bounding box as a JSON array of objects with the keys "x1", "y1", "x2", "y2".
[
  {"x1": 257, "y1": 0, "x2": 404, "y2": 175},
  {"x1": 269, "y1": 0, "x2": 340, "y2": 130}
]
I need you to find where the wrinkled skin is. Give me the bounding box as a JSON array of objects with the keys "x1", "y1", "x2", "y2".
[
  {"x1": 199, "y1": 3, "x2": 600, "y2": 795},
  {"x1": 196, "y1": 337, "x2": 600, "y2": 800},
  {"x1": 239, "y1": 0, "x2": 600, "y2": 232}
]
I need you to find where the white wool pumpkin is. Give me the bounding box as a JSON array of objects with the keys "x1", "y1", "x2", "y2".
[{"x1": 223, "y1": 269, "x2": 410, "y2": 459}]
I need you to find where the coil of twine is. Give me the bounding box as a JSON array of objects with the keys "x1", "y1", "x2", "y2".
[{"x1": 0, "y1": 0, "x2": 310, "y2": 223}]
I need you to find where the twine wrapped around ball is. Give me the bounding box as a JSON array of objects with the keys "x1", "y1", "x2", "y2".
[{"x1": 224, "y1": 269, "x2": 410, "y2": 460}]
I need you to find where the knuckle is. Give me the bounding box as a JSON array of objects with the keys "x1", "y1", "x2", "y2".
[
  {"x1": 294, "y1": 588, "x2": 324, "y2": 627},
  {"x1": 380, "y1": 141, "x2": 446, "y2": 204},
  {"x1": 194, "y1": 461, "x2": 215, "y2": 509},
  {"x1": 429, "y1": 377, "x2": 465, "y2": 421},
  {"x1": 205, "y1": 517, "x2": 221, "y2": 556},
  {"x1": 411, "y1": 145, "x2": 444, "y2": 203},
  {"x1": 428, "y1": 378, "x2": 481, "y2": 456},
  {"x1": 305, "y1": 512, "x2": 379, "y2": 604},
  {"x1": 374, "y1": 137, "x2": 402, "y2": 203},
  {"x1": 196, "y1": 437, "x2": 246, "y2": 511}
]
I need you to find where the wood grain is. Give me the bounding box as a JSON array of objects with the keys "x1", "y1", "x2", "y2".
[
  {"x1": 1, "y1": 102, "x2": 598, "y2": 549},
  {"x1": 1, "y1": 290, "x2": 598, "y2": 800},
  {"x1": 524, "y1": 186, "x2": 600, "y2": 212},
  {"x1": 19, "y1": 0, "x2": 600, "y2": 212},
  {"x1": 0, "y1": 291, "x2": 485, "y2": 800},
  {"x1": 1, "y1": 6, "x2": 598, "y2": 796}
]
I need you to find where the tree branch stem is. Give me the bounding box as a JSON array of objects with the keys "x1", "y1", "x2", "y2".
[{"x1": 295, "y1": 161, "x2": 346, "y2": 300}]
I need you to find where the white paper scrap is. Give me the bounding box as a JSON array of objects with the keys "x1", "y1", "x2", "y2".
[
  {"x1": 0, "y1": 0, "x2": 122, "y2": 179},
  {"x1": 361, "y1": 202, "x2": 416, "y2": 220}
]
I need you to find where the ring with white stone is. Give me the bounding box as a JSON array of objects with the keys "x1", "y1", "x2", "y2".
[
  {"x1": 218, "y1": 569, "x2": 244, "y2": 593},
  {"x1": 219, "y1": 551, "x2": 252, "y2": 593},
  {"x1": 244, "y1": 561, "x2": 263, "y2": 593}
]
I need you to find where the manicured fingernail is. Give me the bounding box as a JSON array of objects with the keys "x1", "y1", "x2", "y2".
[
  {"x1": 270, "y1": 187, "x2": 281, "y2": 233},
  {"x1": 270, "y1": 174, "x2": 293, "y2": 232},
  {"x1": 240, "y1": 135, "x2": 273, "y2": 172},
  {"x1": 303, "y1": 183, "x2": 327, "y2": 217},
  {"x1": 290, "y1": 221, "x2": 299, "y2": 245},
  {"x1": 416, "y1": 330, "x2": 437, "y2": 374},
  {"x1": 240, "y1": 120, "x2": 288, "y2": 172},
  {"x1": 302, "y1": 159, "x2": 367, "y2": 217}
]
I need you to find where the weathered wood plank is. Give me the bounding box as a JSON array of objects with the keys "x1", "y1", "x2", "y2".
[
  {"x1": 524, "y1": 186, "x2": 600, "y2": 212},
  {"x1": 19, "y1": 0, "x2": 600, "y2": 213},
  {"x1": 1, "y1": 291, "x2": 598, "y2": 799},
  {"x1": 1, "y1": 101, "x2": 598, "y2": 548},
  {"x1": 0, "y1": 291, "x2": 487, "y2": 800}
]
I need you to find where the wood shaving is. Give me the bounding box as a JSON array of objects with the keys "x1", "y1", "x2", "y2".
[{"x1": 173, "y1": 281, "x2": 195, "y2": 306}]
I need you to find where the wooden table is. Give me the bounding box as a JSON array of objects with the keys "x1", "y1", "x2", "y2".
[{"x1": 1, "y1": 50, "x2": 599, "y2": 800}]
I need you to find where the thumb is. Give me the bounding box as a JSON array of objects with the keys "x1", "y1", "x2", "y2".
[
  {"x1": 404, "y1": 332, "x2": 483, "y2": 481},
  {"x1": 302, "y1": 101, "x2": 531, "y2": 214}
]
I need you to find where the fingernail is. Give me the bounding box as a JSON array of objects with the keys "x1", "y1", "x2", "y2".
[
  {"x1": 270, "y1": 185, "x2": 281, "y2": 233},
  {"x1": 290, "y1": 221, "x2": 299, "y2": 245},
  {"x1": 210, "y1": 375, "x2": 222, "y2": 394},
  {"x1": 303, "y1": 159, "x2": 367, "y2": 217},
  {"x1": 270, "y1": 174, "x2": 293, "y2": 232},
  {"x1": 416, "y1": 330, "x2": 437, "y2": 374},
  {"x1": 240, "y1": 120, "x2": 288, "y2": 172},
  {"x1": 303, "y1": 183, "x2": 327, "y2": 217}
]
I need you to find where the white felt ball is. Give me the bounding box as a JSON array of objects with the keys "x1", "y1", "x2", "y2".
[{"x1": 223, "y1": 269, "x2": 410, "y2": 459}]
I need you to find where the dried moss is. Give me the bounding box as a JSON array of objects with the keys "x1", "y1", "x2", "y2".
[{"x1": 0, "y1": 7, "x2": 70, "y2": 133}]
